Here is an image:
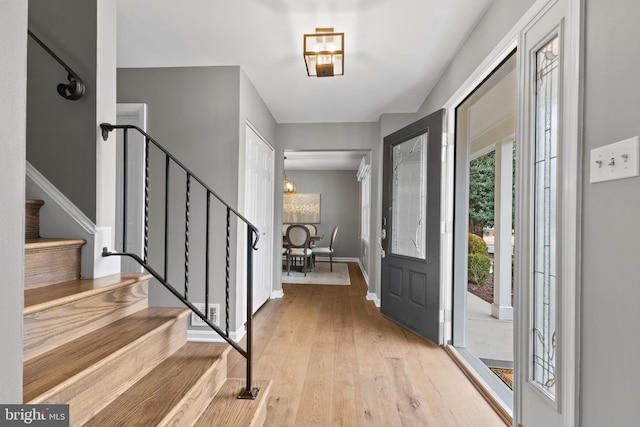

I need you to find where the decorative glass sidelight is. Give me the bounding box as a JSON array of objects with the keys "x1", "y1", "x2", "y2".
[
  {"x1": 391, "y1": 134, "x2": 427, "y2": 259},
  {"x1": 532, "y1": 35, "x2": 560, "y2": 399}
]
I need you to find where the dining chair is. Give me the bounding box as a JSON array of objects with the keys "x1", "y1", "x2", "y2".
[
  {"x1": 303, "y1": 224, "x2": 318, "y2": 248},
  {"x1": 312, "y1": 225, "x2": 339, "y2": 271},
  {"x1": 285, "y1": 224, "x2": 313, "y2": 276}
]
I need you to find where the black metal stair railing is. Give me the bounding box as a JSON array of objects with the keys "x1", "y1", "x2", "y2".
[
  {"x1": 100, "y1": 123, "x2": 260, "y2": 400},
  {"x1": 27, "y1": 29, "x2": 86, "y2": 101}
]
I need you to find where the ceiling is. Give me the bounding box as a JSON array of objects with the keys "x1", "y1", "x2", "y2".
[{"x1": 116, "y1": 0, "x2": 494, "y2": 124}]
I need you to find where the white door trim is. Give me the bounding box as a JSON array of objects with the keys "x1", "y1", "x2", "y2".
[
  {"x1": 239, "y1": 120, "x2": 275, "y2": 321},
  {"x1": 514, "y1": 0, "x2": 582, "y2": 425},
  {"x1": 442, "y1": 0, "x2": 551, "y2": 347},
  {"x1": 116, "y1": 103, "x2": 147, "y2": 273}
]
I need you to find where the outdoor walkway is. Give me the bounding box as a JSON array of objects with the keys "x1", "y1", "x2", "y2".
[{"x1": 466, "y1": 292, "x2": 513, "y2": 364}]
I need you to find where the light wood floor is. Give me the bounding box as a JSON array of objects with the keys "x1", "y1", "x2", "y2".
[{"x1": 228, "y1": 262, "x2": 505, "y2": 427}]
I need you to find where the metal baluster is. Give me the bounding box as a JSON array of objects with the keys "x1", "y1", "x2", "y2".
[
  {"x1": 239, "y1": 225, "x2": 258, "y2": 399},
  {"x1": 205, "y1": 191, "x2": 211, "y2": 325},
  {"x1": 144, "y1": 137, "x2": 150, "y2": 263},
  {"x1": 225, "y1": 207, "x2": 231, "y2": 337},
  {"x1": 164, "y1": 155, "x2": 170, "y2": 280},
  {"x1": 184, "y1": 173, "x2": 191, "y2": 300},
  {"x1": 122, "y1": 129, "x2": 128, "y2": 253}
]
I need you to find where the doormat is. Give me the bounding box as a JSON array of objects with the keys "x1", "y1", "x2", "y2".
[
  {"x1": 281, "y1": 262, "x2": 350, "y2": 285},
  {"x1": 488, "y1": 366, "x2": 513, "y2": 390}
]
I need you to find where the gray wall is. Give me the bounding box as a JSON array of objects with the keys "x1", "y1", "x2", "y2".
[
  {"x1": 27, "y1": 0, "x2": 100, "y2": 221},
  {"x1": 284, "y1": 170, "x2": 360, "y2": 258},
  {"x1": 416, "y1": 0, "x2": 536, "y2": 116},
  {"x1": 276, "y1": 123, "x2": 379, "y2": 293},
  {"x1": 118, "y1": 66, "x2": 242, "y2": 204},
  {"x1": 581, "y1": 0, "x2": 640, "y2": 424},
  {"x1": 118, "y1": 66, "x2": 276, "y2": 332},
  {"x1": 0, "y1": 0, "x2": 27, "y2": 403}
]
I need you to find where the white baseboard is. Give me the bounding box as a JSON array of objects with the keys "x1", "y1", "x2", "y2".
[
  {"x1": 187, "y1": 326, "x2": 246, "y2": 343},
  {"x1": 271, "y1": 289, "x2": 284, "y2": 299},
  {"x1": 314, "y1": 256, "x2": 359, "y2": 262},
  {"x1": 357, "y1": 259, "x2": 369, "y2": 286},
  {"x1": 366, "y1": 293, "x2": 381, "y2": 307}
]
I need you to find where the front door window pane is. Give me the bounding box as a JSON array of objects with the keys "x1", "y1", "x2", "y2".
[
  {"x1": 532, "y1": 35, "x2": 559, "y2": 399},
  {"x1": 391, "y1": 134, "x2": 427, "y2": 259}
]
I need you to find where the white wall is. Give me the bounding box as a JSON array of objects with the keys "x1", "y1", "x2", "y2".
[
  {"x1": 580, "y1": 0, "x2": 640, "y2": 424},
  {"x1": 0, "y1": 0, "x2": 27, "y2": 403}
]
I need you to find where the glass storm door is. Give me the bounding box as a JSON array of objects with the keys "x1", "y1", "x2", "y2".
[{"x1": 381, "y1": 109, "x2": 444, "y2": 343}]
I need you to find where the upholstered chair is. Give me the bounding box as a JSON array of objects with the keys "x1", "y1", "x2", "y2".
[
  {"x1": 312, "y1": 225, "x2": 338, "y2": 271},
  {"x1": 285, "y1": 224, "x2": 313, "y2": 276}
]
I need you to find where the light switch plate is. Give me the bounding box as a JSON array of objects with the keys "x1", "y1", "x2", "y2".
[{"x1": 590, "y1": 136, "x2": 640, "y2": 183}]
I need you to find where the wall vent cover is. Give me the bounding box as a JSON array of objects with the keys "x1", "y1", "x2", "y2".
[{"x1": 190, "y1": 303, "x2": 220, "y2": 327}]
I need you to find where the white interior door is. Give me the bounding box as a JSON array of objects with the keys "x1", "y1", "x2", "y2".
[
  {"x1": 515, "y1": 0, "x2": 581, "y2": 425},
  {"x1": 244, "y1": 123, "x2": 274, "y2": 312}
]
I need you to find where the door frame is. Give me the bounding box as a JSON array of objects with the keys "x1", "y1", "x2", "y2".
[
  {"x1": 115, "y1": 103, "x2": 147, "y2": 273},
  {"x1": 439, "y1": 0, "x2": 582, "y2": 424}
]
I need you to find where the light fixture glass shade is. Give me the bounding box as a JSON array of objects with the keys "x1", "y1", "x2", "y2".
[
  {"x1": 304, "y1": 28, "x2": 344, "y2": 77},
  {"x1": 284, "y1": 177, "x2": 297, "y2": 193}
]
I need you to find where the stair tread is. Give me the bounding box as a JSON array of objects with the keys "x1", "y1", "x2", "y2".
[
  {"x1": 195, "y1": 379, "x2": 272, "y2": 427},
  {"x1": 24, "y1": 272, "x2": 152, "y2": 315},
  {"x1": 25, "y1": 238, "x2": 86, "y2": 250},
  {"x1": 24, "y1": 307, "x2": 189, "y2": 402},
  {"x1": 86, "y1": 342, "x2": 231, "y2": 426}
]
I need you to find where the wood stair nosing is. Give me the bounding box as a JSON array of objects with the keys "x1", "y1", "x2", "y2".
[
  {"x1": 23, "y1": 275, "x2": 151, "y2": 362},
  {"x1": 24, "y1": 273, "x2": 153, "y2": 314},
  {"x1": 194, "y1": 379, "x2": 273, "y2": 427},
  {"x1": 24, "y1": 307, "x2": 190, "y2": 425},
  {"x1": 85, "y1": 342, "x2": 232, "y2": 427}
]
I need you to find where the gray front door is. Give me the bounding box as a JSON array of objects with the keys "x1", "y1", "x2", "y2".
[{"x1": 381, "y1": 109, "x2": 444, "y2": 343}]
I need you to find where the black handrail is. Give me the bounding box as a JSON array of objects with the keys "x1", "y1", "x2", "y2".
[
  {"x1": 100, "y1": 123, "x2": 260, "y2": 247},
  {"x1": 27, "y1": 30, "x2": 86, "y2": 101},
  {"x1": 100, "y1": 123, "x2": 260, "y2": 399}
]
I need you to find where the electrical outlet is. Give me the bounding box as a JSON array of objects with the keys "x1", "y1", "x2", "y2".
[{"x1": 190, "y1": 303, "x2": 220, "y2": 327}]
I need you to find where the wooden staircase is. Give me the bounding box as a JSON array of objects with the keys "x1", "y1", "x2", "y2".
[{"x1": 23, "y1": 199, "x2": 271, "y2": 426}]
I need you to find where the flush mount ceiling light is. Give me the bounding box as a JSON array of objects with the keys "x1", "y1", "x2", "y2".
[{"x1": 303, "y1": 27, "x2": 344, "y2": 77}]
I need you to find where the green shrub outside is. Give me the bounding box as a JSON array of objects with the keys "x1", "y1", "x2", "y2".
[
  {"x1": 468, "y1": 252, "x2": 492, "y2": 285},
  {"x1": 468, "y1": 233, "x2": 488, "y2": 255}
]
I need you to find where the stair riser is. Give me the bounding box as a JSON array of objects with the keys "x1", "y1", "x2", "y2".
[
  {"x1": 25, "y1": 200, "x2": 45, "y2": 239},
  {"x1": 194, "y1": 379, "x2": 272, "y2": 427},
  {"x1": 24, "y1": 281, "x2": 149, "y2": 362},
  {"x1": 160, "y1": 356, "x2": 228, "y2": 427},
  {"x1": 25, "y1": 245, "x2": 82, "y2": 289},
  {"x1": 28, "y1": 314, "x2": 188, "y2": 427}
]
